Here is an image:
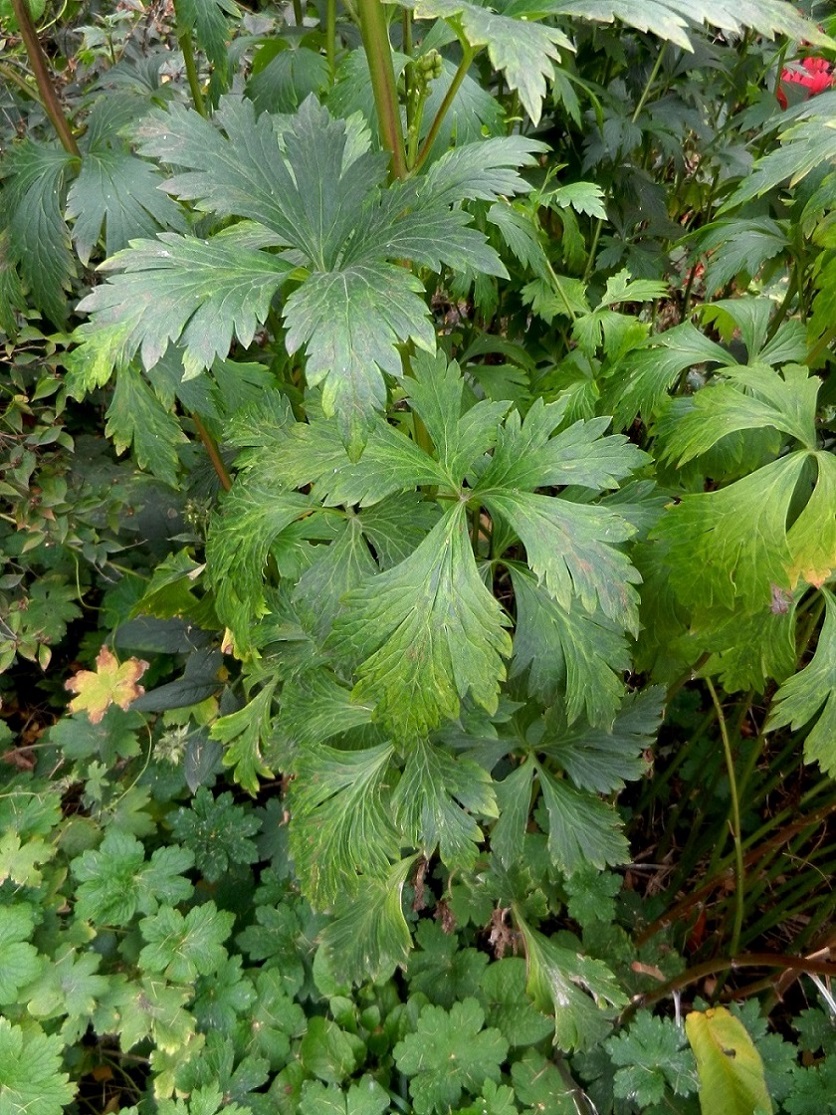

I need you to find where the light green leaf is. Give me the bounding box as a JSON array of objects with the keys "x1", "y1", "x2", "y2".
[
  {"x1": 768, "y1": 589, "x2": 836, "y2": 777},
  {"x1": 406, "y1": 349, "x2": 510, "y2": 483},
  {"x1": 65, "y1": 149, "x2": 186, "y2": 266},
  {"x1": 294, "y1": 517, "x2": 377, "y2": 639},
  {"x1": 289, "y1": 741, "x2": 399, "y2": 906},
  {"x1": 139, "y1": 901, "x2": 234, "y2": 983},
  {"x1": 393, "y1": 739, "x2": 498, "y2": 870},
  {"x1": 25, "y1": 948, "x2": 109, "y2": 1038},
  {"x1": 320, "y1": 857, "x2": 417, "y2": 983},
  {"x1": 0, "y1": 1018, "x2": 75, "y2": 1115},
  {"x1": 484, "y1": 489, "x2": 640, "y2": 629},
  {"x1": 515, "y1": 914, "x2": 626, "y2": 1052},
  {"x1": 358, "y1": 493, "x2": 443, "y2": 567},
  {"x1": 491, "y1": 759, "x2": 537, "y2": 869},
  {"x1": 606, "y1": 322, "x2": 734, "y2": 429},
  {"x1": 548, "y1": 0, "x2": 829, "y2": 52},
  {"x1": 210, "y1": 682, "x2": 277, "y2": 795},
  {"x1": 276, "y1": 668, "x2": 374, "y2": 751},
  {"x1": 651, "y1": 452, "x2": 808, "y2": 613},
  {"x1": 477, "y1": 401, "x2": 647, "y2": 493},
  {"x1": 547, "y1": 181, "x2": 607, "y2": 219},
  {"x1": 487, "y1": 201, "x2": 549, "y2": 276},
  {"x1": 334, "y1": 504, "x2": 512, "y2": 736},
  {"x1": 393, "y1": 998, "x2": 509, "y2": 1115},
  {"x1": 71, "y1": 831, "x2": 194, "y2": 925},
  {"x1": 0, "y1": 905, "x2": 41, "y2": 1005},
  {"x1": 77, "y1": 231, "x2": 292, "y2": 380},
  {"x1": 510, "y1": 568, "x2": 630, "y2": 726},
  {"x1": 662, "y1": 364, "x2": 819, "y2": 465},
  {"x1": 537, "y1": 764, "x2": 629, "y2": 873},
  {"x1": 104, "y1": 363, "x2": 187, "y2": 487},
  {"x1": 206, "y1": 486, "x2": 313, "y2": 644},
  {"x1": 403, "y1": 0, "x2": 573, "y2": 124},
  {"x1": 686, "y1": 1007, "x2": 772, "y2": 1115},
  {"x1": 299, "y1": 1077, "x2": 391, "y2": 1115},
  {"x1": 420, "y1": 136, "x2": 548, "y2": 207}
]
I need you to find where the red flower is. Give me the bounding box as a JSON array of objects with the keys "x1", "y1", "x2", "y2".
[{"x1": 777, "y1": 55, "x2": 836, "y2": 108}]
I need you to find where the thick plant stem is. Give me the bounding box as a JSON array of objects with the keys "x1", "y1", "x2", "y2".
[
  {"x1": 175, "y1": 15, "x2": 208, "y2": 118},
  {"x1": 0, "y1": 61, "x2": 45, "y2": 107},
  {"x1": 192, "y1": 414, "x2": 232, "y2": 492},
  {"x1": 11, "y1": 0, "x2": 80, "y2": 157},
  {"x1": 357, "y1": 0, "x2": 407, "y2": 180},
  {"x1": 706, "y1": 677, "x2": 745, "y2": 957}
]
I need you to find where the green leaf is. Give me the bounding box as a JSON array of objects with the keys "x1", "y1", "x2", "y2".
[
  {"x1": 0, "y1": 1018, "x2": 75, "y2": 1115},
  {"x1": 3, "y1": 141, "x2": 76, "y2": 326},
  {"x1": 206, "y1": 486, "x2": 313, "y2": 645},
  {"x1": 285, "y1": 262, "x2": 435, "y2": 456},
  {"x1": 537, "y1": 764, "x2": 629, "y2": 873},
  {"x1": 421, "y1": 136, "x2": 548, "y2": 207},
  {"x1": 661, "y1": 364, "x2": 819, "y2": 465},
  {"x1": 402, "y1": 0, "x2": 573, "y2": 124},
  {"x1": 540, "y1": 686, "x2": 664, "y2": 793},
  {"x1": 685, "y1": 1007, "x2": 772, "y2": 1115},
  {"x1": 515, "y1": 914, "x2": 626, "y2": 1052},
  {"x1": 319, "y1": 857, "x2": 416, "y2": 982},
  {"x1": 393, "y1": 739, "x2": 497, "y2": 870},
  {"x1": 510, "y1": 1050, "x2": 577, "y2": 1113},
  {"x1": 0, "y1": 831, "x2": 53, "y2": 888},
  {"x1": 607, "y1": 1013, "x2": 697, "y2": 1107},
  {"x1": 510, "y1": 568, "x2": 630, "y2": 726},
  {"x1": 393, "y1": 999, "x2": 509, "y2": 1115},
  {"x1": 71, "y1": 830, "x2": 194, "y2": 925},
  {"x1": 288, "y1": 741, "x2": 399, "y2": 905},
  {"x1": 768, "y1": 589, "x2": 836, "y2": 777},
  {"x1": 334, "y1": 504, "x2": 512, "y2": 736},
  {"x1": 548, "y1": 0, "x2": 829, "y2": 52},
  {"x1": 178, "y1": 0, "x2": 240, "y2": 73},
  {"x1": 300, "y1": 1018, "x2": 362, "y2": 1085},
  {"x1": 358, "y1": 493, "x2": 443, "y2": 568},
  {"x1": 606, "y1": 322, "x2": 734, "y2": 429},
  {"x1": 651, "y1": 453, "x2": 808, "y2": 614},
  {"x1": 0, "y1": 905, "x2": 42, "y2": 1006},
  {"x1": 140, "y1": 901, "x2": 234, "y2": 983},
  {"x1": 104, "y1": 364, "x2": 186, "y2": 486},
  {"x1": 407, "y1": 919, "x2": 489, "y2": 1009},
  {"x1": 564, "y1": 865, "x2": 622, "y2": 927},
  {"x1": 238, "y1": 969, "x2": 306, "y2": 1069},
  {"x1": 77, "y1": 230, "x2": 292, "y2": 381},
  {"x1": 406, "y1": 349, "x2": 511, "y2": 482},
  {"x1": 210, "y1": 682, "x2": 277, "y2": 795},
  {"x1": 486, "y1": 489, "x2": 640, "y2": 630},
  {"x1": 477, "y1": 957, "x2": 554, "y2": 1047},
  {"x1": 299, "y1": 1077, "x2": 391, "y2": 1115},
  {"x1": 171, "y1": 787, "x2": 260, "y2": 883},
  {"x1": 65, "y1": 148, "x2": 186, "y2": 266},
  {"x1": 248, "y1": 45, "x2": 330, "y2": 113},
  {"x1": 25, "y1": 947, "x2": 109, "y2": 1039}
]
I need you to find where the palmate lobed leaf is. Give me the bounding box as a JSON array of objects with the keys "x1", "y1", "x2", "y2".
[
  {"x1": 548, "y1": 0, "x2": 831, "y2": 52},
  {"x1": 76, "y1": 230, "x2": 292, "y2": 381},
  {"x1": 401, "y1": 0, "x2": 573, "y2": 124}
]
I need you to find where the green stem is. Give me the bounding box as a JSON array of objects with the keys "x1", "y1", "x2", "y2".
[
  {"x1": 631, "y1": 41, "x2": 666, "y2": 124},
  {"x1": 326, "y1": 0, "x2": 337, "y2": 82},
  {"x1": 10, "y1": 0, "x2": 80, "y2": 156},
  {"x1": 0, "y1": 61, "x2": 45, "y2": 107},
  {"x1": 293, "y1": 0, "x2": 305, "y2": 25},
  {"x1": 706, "y1": 677, "x2": 745, "y2": 957},
  {"x1": 176, "y1": 23, "x2": 207, "y2": 118},
  {"x1": 546, "y1": 259, "x2": 578, "y2": 322},
  {"x1": 412, "y1": 44, "x2": 475, "y2": 174},
  {"x1": 582, "y1": 217, "x2": 603, "y2": 283},
  {"x1": 357, "y1": 0, "x2": 407, "y2": 180},
  {"x1": 807, "y1": 324, "x2": 836, "y2": 368}
]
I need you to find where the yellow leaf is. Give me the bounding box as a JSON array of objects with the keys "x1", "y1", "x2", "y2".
[
  {"x1": 65, "y1": 646, "x2": 149, "y2": 724},
  {"x1": 685, "y1": 1006, "x2": 772, "y2": 1115}
]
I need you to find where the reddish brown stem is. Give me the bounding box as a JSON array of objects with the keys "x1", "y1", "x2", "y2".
[{"x1": 10, "y1": 0, "x2": 80, "y2": 157}]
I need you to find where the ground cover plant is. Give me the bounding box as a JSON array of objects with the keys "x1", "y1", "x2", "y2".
[{"x1": 1, "y1": 0, "x2": 836, "y2": 1111}]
